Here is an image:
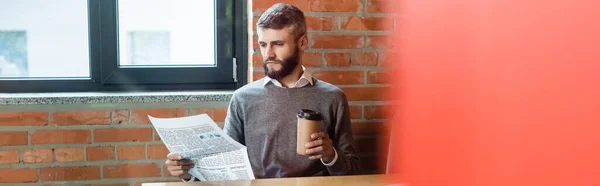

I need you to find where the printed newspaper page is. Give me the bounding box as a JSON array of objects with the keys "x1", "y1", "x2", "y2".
[{"x1": 148, "y1": 114, "x2": 255, "y2": 181}]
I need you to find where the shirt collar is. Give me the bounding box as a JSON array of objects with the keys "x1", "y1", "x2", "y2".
[{"x1": 263, "y1": 66, "x2": 314, "y2": 88}]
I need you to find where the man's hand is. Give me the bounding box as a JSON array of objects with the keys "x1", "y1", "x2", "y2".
[
  {"x1": 165, "y1": 153, "x2": 194, "y2": 180},
  {"x1": 304, "y1": 132, "x2": 336, "y2": 163}
]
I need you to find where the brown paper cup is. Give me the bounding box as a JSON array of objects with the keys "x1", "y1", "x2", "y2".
[{"x1": 296, "y1": 109, "x2": 323, "y2": 155}]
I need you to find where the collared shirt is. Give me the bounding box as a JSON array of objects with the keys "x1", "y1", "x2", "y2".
[{"x1": 263, "y1": 66, "x2": 314, "y2": 88}]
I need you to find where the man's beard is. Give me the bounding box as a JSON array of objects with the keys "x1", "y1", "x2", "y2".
[{"x1": 263, "y1": 47, "x2": 300, "y2": 80}]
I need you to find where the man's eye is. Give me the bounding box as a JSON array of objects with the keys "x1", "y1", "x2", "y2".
[{"x1": 259, "y1": 43, "x2": 266, "y2": 47}]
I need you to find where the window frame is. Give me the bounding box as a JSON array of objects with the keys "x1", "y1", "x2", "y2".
[{"x1": 0, "y1": 0, "x2": 248, "y2": 93}]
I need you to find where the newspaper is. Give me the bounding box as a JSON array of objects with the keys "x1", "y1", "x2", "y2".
[{"x1": 148, "y1": 114, "x2": 255, "y2": 181}]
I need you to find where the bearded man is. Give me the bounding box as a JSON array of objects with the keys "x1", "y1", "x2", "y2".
[{"x1": 165, "y1": 3, "x2": 361, "y2": 181}]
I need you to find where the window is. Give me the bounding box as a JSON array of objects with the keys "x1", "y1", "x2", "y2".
[
  {"x1": 0, "y1": 31, "x2": 28, "y2": 77},
  {"x1": 0, "y1": 0, "x2": 247, "y2": 93}
]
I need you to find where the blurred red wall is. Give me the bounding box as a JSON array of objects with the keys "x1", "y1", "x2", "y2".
[{"x1": 387, "y1": 0, "x2": 600, "y2": 185}]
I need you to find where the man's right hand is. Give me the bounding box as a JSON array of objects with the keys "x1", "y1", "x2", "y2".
[{"x1": 165, "y1": 153, "x2": 195, "y2": 180}]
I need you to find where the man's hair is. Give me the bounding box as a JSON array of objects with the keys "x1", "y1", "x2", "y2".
[{"x1": 256, "y1": 3, "x2": 307, "y2": 39}]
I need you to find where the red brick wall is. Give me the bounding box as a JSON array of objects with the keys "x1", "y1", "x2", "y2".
[{"x1": 0, "y1": 0, "x2": 395, "y2": 185}]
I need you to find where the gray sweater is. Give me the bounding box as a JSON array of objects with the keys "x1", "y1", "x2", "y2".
[{"x1": 223, "y1": 77, "x2": 362, "y2": 178}]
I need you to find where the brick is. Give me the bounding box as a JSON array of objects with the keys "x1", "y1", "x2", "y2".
[
  {"x1": 310, "y1": 0, "x2": 362, "y2": 12},
  {"x1": 351, "y1": 52, "x2": 378, "y2": 66},
  {"x1": 111, "y1": 109, "x2": 130, "y2": 124},
  {"x1": 342, "y1": 16, "x2": 394, "y2": 31},
  {"x1": 117, "y1": 146, "x2": 146, "y2": 160},
  {"x1": 0, "y1": 168, "x2": 37, "y2": 183},
  {"x1": 0, "y1": 131, "x2": 28, "y2": 146},
  {"x1": 305, "y1": 16, "x2": 336, "y2": 31},
  {"x1": 350, "y1": 105, "x2": 362, "y2": 119},
  {"x1": 252, "y1": 35, "x2": 259, "y2": 49},
  {"x1": 253, "y1": 71, "x2": 266, "y2": 82},
  {"x1": 325, "y1": 53, "x2": 351, "y2": 66},
  {"x1": 31, "y1": 130, "x2": 91, "y2": 144},
  {"x1": 302, "y1": 52, "x2": 322, "y2": 67},
  {"x1": 0, "y1": 111, "x2": 47, "y2": 126},
  {"x1": 367, "y1": 0, "x2": 395, "y2": 13},
  {"x1": 54, "y1": 148, "x2": 84, "y2": 162},
  {"x1": 352, "y1": 122, "x2": 386, "y2": 136},
  {"x1": 51, "y1": 111, "x2": 110, "y2": 126},
  {"x1": 191, "y1": 108, "x2": 228, "y2": 122},
  {"x1": 364, "y1": 105, "x2": 385, "y2": 119},
  {"x1": 23, "y1": 149, "x2": 53, "y2": 163},
  {"x1": 86, "y1": 146, "x2": 115, "y2": 161},
  {"x1": 130, "y1": 109, "x2": 187, "y2": 124},
  {"x1": 252, "y1": 16, "x2": 259, "y2": 30},
  {"x1": 312, "y1": 71, "x2": 365, "y2": 85},
  {"x1": 40, "y1": 166, "x2": 101, "y2": 181},
  {"x1": 0, "y1": 150, "x2": 19, "y2": 164},
  {"x1": 148, "y1": 144, "x2": 169, "y2": 159},
  {"x1": 94, "y1": 128, "x2": 152, "y2": 142},
  {"x1": 103, "y1": 163, "x2": 161, "y2": 178},
  {"x1": 253, "y1": 0, "x2": 309, "y2": 12},
  {"x1": 312, "y1": 35, "x2": 364, "y2": 49},
  {"x1": 367, "y1": 36, "x2": 395, "y2": 49},
  {"x1": 367, "y1": 70, "x2": 388, "y2": 84},
  {"x1": 342, "y1": 87, "x2": 387, "y2": 101},
  {"x1": 252, "y1": 53, "x2": 263, "y2": 67}
]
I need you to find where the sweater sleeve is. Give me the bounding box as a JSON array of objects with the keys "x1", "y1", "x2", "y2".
[
  {"x1": 325, "y1": 92, "x2": 362, "y2": 175},
  {"x1": 222, "y1": 93, "x2": 245, "y2": 145}
]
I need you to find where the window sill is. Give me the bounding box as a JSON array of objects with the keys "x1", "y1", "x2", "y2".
[{"x1": 0, "y1": 91, "x2": 234, "y2": 105}]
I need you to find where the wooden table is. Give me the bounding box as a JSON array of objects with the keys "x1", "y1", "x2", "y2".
[{"x1": 141, "y1": 174, "x2": 401, "y2": 186}]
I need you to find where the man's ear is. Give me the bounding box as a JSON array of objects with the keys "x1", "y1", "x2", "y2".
[{"x1": 299, "y1": 34, "x2": 309, "y2": 50}]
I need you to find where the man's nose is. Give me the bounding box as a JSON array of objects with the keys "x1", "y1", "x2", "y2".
[{"x1": 264, "y1": 47, "x2": 276, "y2": 59}]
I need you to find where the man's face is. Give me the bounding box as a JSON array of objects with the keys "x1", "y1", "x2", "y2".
[{"x1": 257, "y1": 27, "x2": 302, "y2": 80}]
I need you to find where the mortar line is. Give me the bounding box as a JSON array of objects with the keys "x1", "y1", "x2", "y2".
[
  {"x1": 0, "y1": 141, "x2": 166, "y2": 150},
  {"x1": 336, "y1": 16, "x2": 342, "y2": 31},
  {"x1": 18, "y1": 148, "x2": 23, "y2": 165},
  {"x1": 109, "y1": 109, "x2": 115, "y2": 125},
  {"x1": 112, "y1": 144, "x2": 118, "y2": 163},
  {"x1": 375, "y1": 51, "x2": 380, "y2": 66},
  {"x1": 82, "y1": 145, "x2": 87, "y2": 168},
  {"x1": 363, "y1": 70, "x2": 368, "y2": 85},
  {"x1": 320, "y1": 52, "x2": 325, "y2": 67},
  {"x1": 151, "y1": 126, "x2": 156, "y2": 141},
  {"x1": 308, "y1": 30, "x2": 391, "y2": 35},
  {"x1": 100, "y1": 164, "x2": 104, "y2": 180},
  {"x1": 50, "y1": 148, "x2": 55, "y2": 163},
  {"x1": 114, "y1": 145, "x2": 120, "y2": 161},
  {"x1": 0, "y1": 124, "x2": 156, "y2": 131},
  {"x1": 144, "y1": 143, "x2": 149, "y2": 160},
  {"x1": 0, "y1": 159, "x2": 168, "y2": 168},
  {"x1": 90, "y1": 127, "x2": 95, "y2": 145},
  {"x1": 47, "y1": 110, "x2": 52, "y2": 128},
  {"x1": 36, "y1": 167, "x2": 41, "y2": 184},
  {"x1": 363, "y1": 0, "x2": 368, "y2": 14},
  {"x1": 361, "y1": 105, "x2": 365, "y2": 119}
]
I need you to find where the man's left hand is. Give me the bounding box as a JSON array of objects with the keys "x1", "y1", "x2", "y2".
[{"x1": 305, "y1": 132, "x2": 335, "y2": 163}]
